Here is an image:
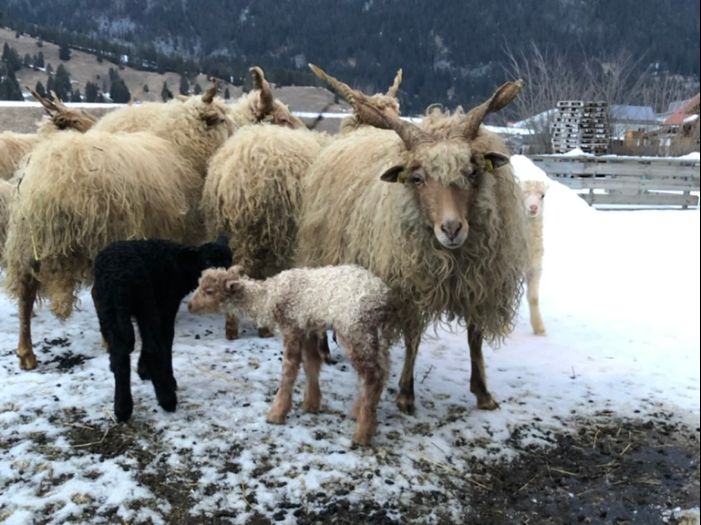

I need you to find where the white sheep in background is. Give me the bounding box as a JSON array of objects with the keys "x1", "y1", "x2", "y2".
[
  {"x1": 520, "y1": 178, "x2": 549, "y2": 335},
  {"x1": 188, "y1": 264, "x2": 399, "y2": 446}
]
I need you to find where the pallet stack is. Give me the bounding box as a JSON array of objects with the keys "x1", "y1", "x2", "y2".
[{"x1": 551, "y1": 100, "x2": 610, "y2": 154}]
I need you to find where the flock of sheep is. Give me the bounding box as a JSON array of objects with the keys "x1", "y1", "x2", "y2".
[{"x1": 0, "y1": 64, "x2": 548, "y2": 446}]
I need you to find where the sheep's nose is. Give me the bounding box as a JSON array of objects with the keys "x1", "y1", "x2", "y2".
[
  {"x1": 529, "y1": 204, "x2": 538, "y2": 213},
  {"x1": 441, "y1": 220, "x2": 462, "y2": 241}
]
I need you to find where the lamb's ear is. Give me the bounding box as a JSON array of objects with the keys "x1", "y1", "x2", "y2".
[
  {"x1": 380, "y1": 165, "x2": 405, "y2": 183},
  {"x1": 484, "y1": 152, "x2": 511, "y2": 172}
]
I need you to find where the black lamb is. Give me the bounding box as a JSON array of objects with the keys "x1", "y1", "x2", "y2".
[{"x1": 92, "y1": 237, "x2": 232, "y2": 422}]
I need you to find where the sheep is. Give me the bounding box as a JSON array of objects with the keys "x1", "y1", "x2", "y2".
[
  {"x1": 0, "y1": 88, "x2": 96, "y2": 180},
  {"x1": 520, "y1": 179, "x2": 548, "y2": 335},
  {"x1": 201, "y1": 68, "x2": 403, "y2": 341},
  {"x1": 0, "y1": 179, "x2": 13, "y2": 259},
  {"x1": 188, "y1": 264, "x2": 398, "y2": 445},
  {"x1": 93, "y1": 238, "x2": 232, "y2": 422},
  {"x1": 226, "y1": 66, "x2": 307, "y2": 130},
  {"x1": 3, "y1": 87, "x2": 233, "y2": 370},
  {"x1": 296, "y1": 65, "x2": 529, "y2": 415}
]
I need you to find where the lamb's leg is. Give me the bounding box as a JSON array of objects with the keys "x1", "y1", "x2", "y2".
[
  {"x1": 90, "y1": 286, "x2": 108, "y2": 349},
  {"x1": 527, "y1": 268, "x2": 546, "y2": 335},
  {"x1": 158, "y1": 307, "x2": 179, "y2": 391},
  {"x1": 267, "y1": 331, "x2": 303, "y2": 424},
  {"x1": 351, "y1": 339, "x2": 388, "y2": 446},
  {"x1": 105, "y1": 319, "x2": 136, "y2": 422},
  {"x1": 467, "y1": 323, "x2": 498, "y2": 410},
  {"x1": 225, "y1": 313, "x2": 239, "y2": 340},
  {"x1": 136, "y1": 310, "x2": 177, "y2": 413},
  {"x1": 397, "y1": 326, "x2": 421, "y2": 415},
  {"x1": 301, "y1": 333, "x2": 322, "y2": 413},
  {"x1": 17, "y1": 270, "x2": 40, "y2": 370}
]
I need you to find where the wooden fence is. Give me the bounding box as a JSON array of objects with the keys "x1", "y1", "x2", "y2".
[{"x1": 529, "y1": 154, "x2": 700, "y2": 208}]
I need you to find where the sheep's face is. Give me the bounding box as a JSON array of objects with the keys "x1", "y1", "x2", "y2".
[
  {"x1": 520, "y1": 180, "x2": 548, "y2": 218},
  {"x1": 197, "y1": 240, "x2": 233, "y2": 271},
  {"x1": 380, "y1": 143, "x2": 510, "y2": 249},
  {"x1": 188, "y1": 268, "x2": 230, "y2": 314}
]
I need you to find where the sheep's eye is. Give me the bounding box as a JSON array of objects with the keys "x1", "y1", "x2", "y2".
[
  {"x1": 540, "y1": 193, "x2": 545, "y2": 200},
  {"x1": 463, "y1": 169, "x2": 478, "y2": 182},
  {"x1": 408, "y1": 172, "x2": 425, "y2": 186}
]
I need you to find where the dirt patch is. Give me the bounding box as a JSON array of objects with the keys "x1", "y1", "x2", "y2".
[
  {"x1": 38, "y1": 336, "x2": 92, "y2": 370},
  {"x1": 12, "y1": 408, "x2": 701, "y2": 524}
]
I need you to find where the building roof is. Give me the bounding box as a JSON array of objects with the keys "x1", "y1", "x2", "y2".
[
  {"x1": 662, "y1": 93, "x2": 700, "y2": 126},
  {"x1": 609, "y1": 105, "x2": 657, "y2": 123}
]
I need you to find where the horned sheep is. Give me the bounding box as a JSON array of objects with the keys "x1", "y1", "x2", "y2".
[
  {"x1": 520, "y1": 178, "x2": 549, "y2": 335},
  {"x1": 296, "y1": 66, "x2": 529, "y2": 414},
  {"x1": 188, "y1": 264, "x2": 398, "y2": 446},
  {"x1": 0, "y1": 88, "x2": 96, "y2": 181},
  {"x1": 201, "y1": 69, "x2": 403, "y2": 340},
  {"x1": 3, "y1": 86, "x2": 233, "y2": 370}
]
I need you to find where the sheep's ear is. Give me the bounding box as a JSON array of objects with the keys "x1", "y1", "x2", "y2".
[
  {"x1": 484, "y1": 152, "x2": 510, "y2": 172},
  {"x1": 380, "y1": 165, "x2": 405, "y2": 183},
  {"x1": 215, "y1": 235, "x2": 229, "y2": 246}
]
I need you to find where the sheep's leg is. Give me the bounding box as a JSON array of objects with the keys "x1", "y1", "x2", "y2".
[
  {"x1": 267, "y1": 331, "x2": 303, "y2": 424},
  {"x1": 90, "y1": 287, "x2": 108, "y2": 349},
  {"x1": 136, "y1": 311, "x2": 177, "y2": 413},
  {"x1": 257, "y1": 326, "x2": 274, "y2": 338},
  {"x1": 224, "y1": 313, "x2": 239, "y2": 340},
  {"x1": 301, "y1": 333, "x2": 322, "y2": 413},
  {"x1": 319, "y1": 331, "x2": 334, "y2": 364},
  {"x1": 159, "y1": 309, "x2": 179, "y2": 391},
  {"x1": 397, "y1": 327, "x2": 421, "y2": 415},
  {"x1": 17, "y1": 271, "x2": 40, "y2": 370},
  {"x1": 467, "y1": 324, "x2": 499, "y2": 410},
  {"x1": 105, "y1": 320, "x2": 136, "y2": 422},
  {"x1": 351, "y1": 341, "x2": 388, "y2": 446},
  {"x1": 527, "y1": 268, "x2": 546, "y2": 335}
]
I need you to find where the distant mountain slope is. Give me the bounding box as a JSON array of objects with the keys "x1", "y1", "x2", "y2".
[{"x1": 2, "y1": 0, "x2": 699, "y2": 112}]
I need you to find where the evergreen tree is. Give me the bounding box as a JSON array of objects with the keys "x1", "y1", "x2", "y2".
[
  {"x1": 193, "y1": 82, "x2": 202, "y2": 95},
  {"x1": 45, "y1": 63, "x2": 53, "y2": 75},
  {"x1": 34, "y1": 51, "x2": 44, "y2": 68},
  {"x1": 46, "y1": 75, "x2": 55, "y2": 98},
  {"x1": 179, "y1": 74, "x2": 190, "y2": 95},
  {"x1": 143, "y1": 83, "x2": 149, "y2": 93},
  {"x1": 23, "y1": 53, "x2": 31, "y2": 68},
  {"x1": 34, "y1": 80, "x2": 47, "y2": 98},
  {"x1": 161, "y1": 81, "x2": 173, "y2": 101},
  {"x1": 70, "y1": 88, "x2": 81, "y2": 102},
  {"x1": 59, "y1": 41, "x2": 71, "y2": 61},
  {"x1": 53, "y1": 64, "x2": 72, "y2": 100},
  {"x1": 84, "y1": 81, "x2": 98, "y2": 102},
  {"x1": 109, "y1": 69, "x2": 131, "y2": 103},
  {"x1": 0, "y1": 65, "x2": 24, "y2": 100},
  {"x1": 2, "y1": 43, "x2": 22, "y2": 72},
  {"x1": 224, "y1": 87, "x2": 230, "y2": 100}
]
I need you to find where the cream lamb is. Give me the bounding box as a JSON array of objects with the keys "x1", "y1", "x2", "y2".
[
  {"x1": 520, "y1": 178, "x2": 548, "y2": 334},
  {"x1": 188, "y1": 264, "x2": 398, "y2": 446}
]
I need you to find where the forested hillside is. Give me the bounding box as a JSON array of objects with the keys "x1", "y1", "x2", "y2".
[{"x1": 2, "y1": 0, "x2": 699, "y2": 112}]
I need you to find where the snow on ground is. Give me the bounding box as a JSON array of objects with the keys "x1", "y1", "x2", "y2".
[{"x1": 0, "y1": 156, "x2": 699, "y2": 523}]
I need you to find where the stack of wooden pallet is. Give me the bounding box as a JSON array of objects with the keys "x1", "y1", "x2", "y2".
[{"x1": 551, "y1": 100, "x2": 610, "y2": 154}]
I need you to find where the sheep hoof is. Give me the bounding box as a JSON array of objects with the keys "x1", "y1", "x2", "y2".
[
  {"x1": 137, "y1": 366, "x2": 151, "y2": 381},
  {"x1": 266, "y1": 412, "x2": 286, "y2": 424},
  {"x1": 225, "y1": 329, "x2": 239, "y2": 340},
  {"x1": 257, "y1": 326, "x2": 274, "y2": 338},
  {"x1": 477, "y1": 396, "x2": 500, "y2": 410},
  {"x1": 302, "y1": 400, "x2": 321, "y2": 413},
  {"x1": 114, "y1": 404, "x2": 133, "y2": 422},
  {"x1": 351, "y1": 431, "x2": 373, "y2": 446},
  {"x1": 18, "y1": 353, "x2": 38, "y2": 370},
  {"x1": 157, "y1": 392, "x2": 177, "y2": 413},
  {"x1": 533, "y1": 328, "x2": 546, "y2": 336},
  {"x1": 396, "y1": 394, "x2": 416, "y2": 415}
]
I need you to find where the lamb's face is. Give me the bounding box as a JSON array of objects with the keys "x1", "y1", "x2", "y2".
[
  {"x1": 188, "y1": 269, "x2": 229, "y2": 314},
  {"x1": 520, "y1": 180, "x2": 547, "y2": 218}
]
